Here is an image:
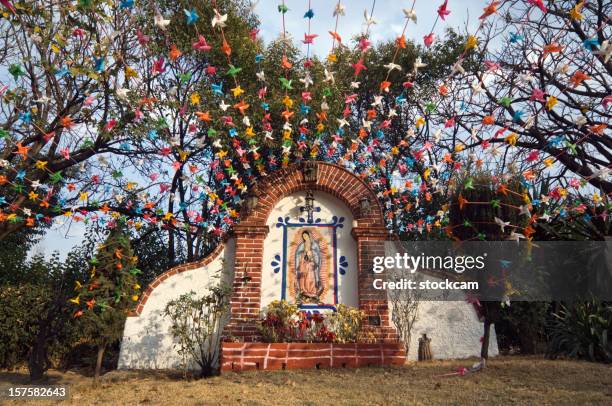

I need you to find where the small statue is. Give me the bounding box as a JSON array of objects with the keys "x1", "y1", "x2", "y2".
[{"x1": 418, "y1": 333, "x2": 433, "y2": 361}]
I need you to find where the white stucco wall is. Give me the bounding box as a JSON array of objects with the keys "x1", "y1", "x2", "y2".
[
  {"x1": 118, "y1": 239, "x2": 235, "y2": 370},
  {"x1": 400, "y1": 300, "x2": 499, "y2": 361},
  {"x1": 260, "y1": 190, "x2": 358, "y2": 310},
  {"x1": 384, "y1": 241, "x2": 498, "y2": 360}
]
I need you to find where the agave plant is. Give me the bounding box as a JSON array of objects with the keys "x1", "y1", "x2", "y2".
[{"x1": 547, "y1": 300, "x2": 612, "y2": 363}]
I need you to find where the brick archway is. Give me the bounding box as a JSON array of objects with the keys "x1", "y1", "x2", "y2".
[
  {"x1": 226, "y1": 162, "x2": 398, "y2": 343},
  {"x1": 239, "y1": 161, "x2": 385, "y2": 230}
]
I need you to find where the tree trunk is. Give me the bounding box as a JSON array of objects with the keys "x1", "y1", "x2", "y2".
[
  {"x1": 94, "y1": 344, "x2": 105, "y2": 383},
  {"x1": 481, "y1": 318, "x2": 491, "y2": 360},
  {"x1": 28, "y1": 317, "x2": 51, "y2": 382},
  {"x1": 28, "y1": 335, "x2": 47, "y2": 382},
  {"x1": 519, "y1": 325, "x2": 537, "y2": 354}
]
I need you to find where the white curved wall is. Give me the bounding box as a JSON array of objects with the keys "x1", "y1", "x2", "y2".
[
  {"x1": 384, "y1": 241, "x2": 498, "y2": 360},
  {"x1": 401, "y1": 300, "x2": 499, "y2": 361},
  {"x1": 118, "y1": 239, "x2": 235, "y2": 370}
]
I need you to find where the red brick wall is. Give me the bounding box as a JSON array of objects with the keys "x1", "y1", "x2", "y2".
[
  {"x1": 224, "y1": 225, "x2": 268, "y2": 341},
  {"x1": 224, "y1": 162, "x2": 398, "y2": 343},
  {"x1": 221, "y1": 342, "x2": 406, "y2": 372},
  {"x1": 238, "y1": 162, "x2": 384, "y2": 229},
  {"x1": 353, "y1": 227, "x2": 399, "y2": 342}
]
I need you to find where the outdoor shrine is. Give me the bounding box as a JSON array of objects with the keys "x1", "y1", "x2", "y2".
[{"x1": 118, "y1": 162, "x2": 496, "y2": 371}]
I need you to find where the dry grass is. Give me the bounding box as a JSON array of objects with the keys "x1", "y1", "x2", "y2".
[{"x1": 1, "y1": 356, "x2": 611, "y2": 405}]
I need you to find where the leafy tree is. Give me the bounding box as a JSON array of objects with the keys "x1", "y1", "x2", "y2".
[
  {"x1": 448, "y1": 172, "x2": 529, "y2": 361},
  {"x1": 0, "y1": 283, "x2": 48, "y2": 370},
  {"x1": 0, "y1": 248, "x2": 89, "y2": 380},
  {"x1": 130, "y1": 224, "x2": 177, "y2": 285},
  {"x1": 0, "y1": 0, "x2": 144, "y2": 239},
  {"x1": 438, "y1": 0, "x2": 611, "y2": 194},
  {"x1": 0, "y1": 228, "x2": 46, "y2": 284},
  {"x1": 534, "y1": 193, "x2": 611, "y2": 241},
  {"x1": 71, "y1": 227, "x2": 140, "y2": 381}
]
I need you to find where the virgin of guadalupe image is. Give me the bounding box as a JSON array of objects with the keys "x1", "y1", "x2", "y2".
[{"x1": 294, "y1": 230, "x2": 323, "y2": 303}]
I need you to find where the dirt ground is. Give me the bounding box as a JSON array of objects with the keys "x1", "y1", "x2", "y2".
[{"x1": 1, "y1": 356, "x2": 611, "y2": 405}]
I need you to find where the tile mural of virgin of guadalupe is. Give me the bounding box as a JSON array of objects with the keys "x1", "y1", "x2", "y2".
[{"x1": 287, "y1": 228, "x2": 331, "y2": 305}]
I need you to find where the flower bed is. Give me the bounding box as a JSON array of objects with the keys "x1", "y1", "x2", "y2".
[
  {"x1": 220, "y1": 342, "x2": 406, "y2": 372},
  {"x1": 257, "y1": 301, "x2": 370, "y2": 344}
]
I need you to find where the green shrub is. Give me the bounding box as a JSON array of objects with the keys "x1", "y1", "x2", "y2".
[
  {"x1": 164, "y1": 285, "x2": 231, "y2": 378},
  {"x1": 0, "y1": 284, "x2": 49, "y2": 369},
  {"x1": 0, "y1": 251, "x2": 88, "y2": 378},
  {"x1": 496, "y1": 302, "x2": 550, "y2": 354},
  {"x1": 547, "y1": 300, "x2": 611, "y2": 363},
  {"x1": 70, "y1": 227, "x2": 142, "y2": 382}
]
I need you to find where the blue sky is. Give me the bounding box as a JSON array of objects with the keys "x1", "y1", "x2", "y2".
[{"x1": 36, "y1": 0, "x2": 485, "y2": 258}]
